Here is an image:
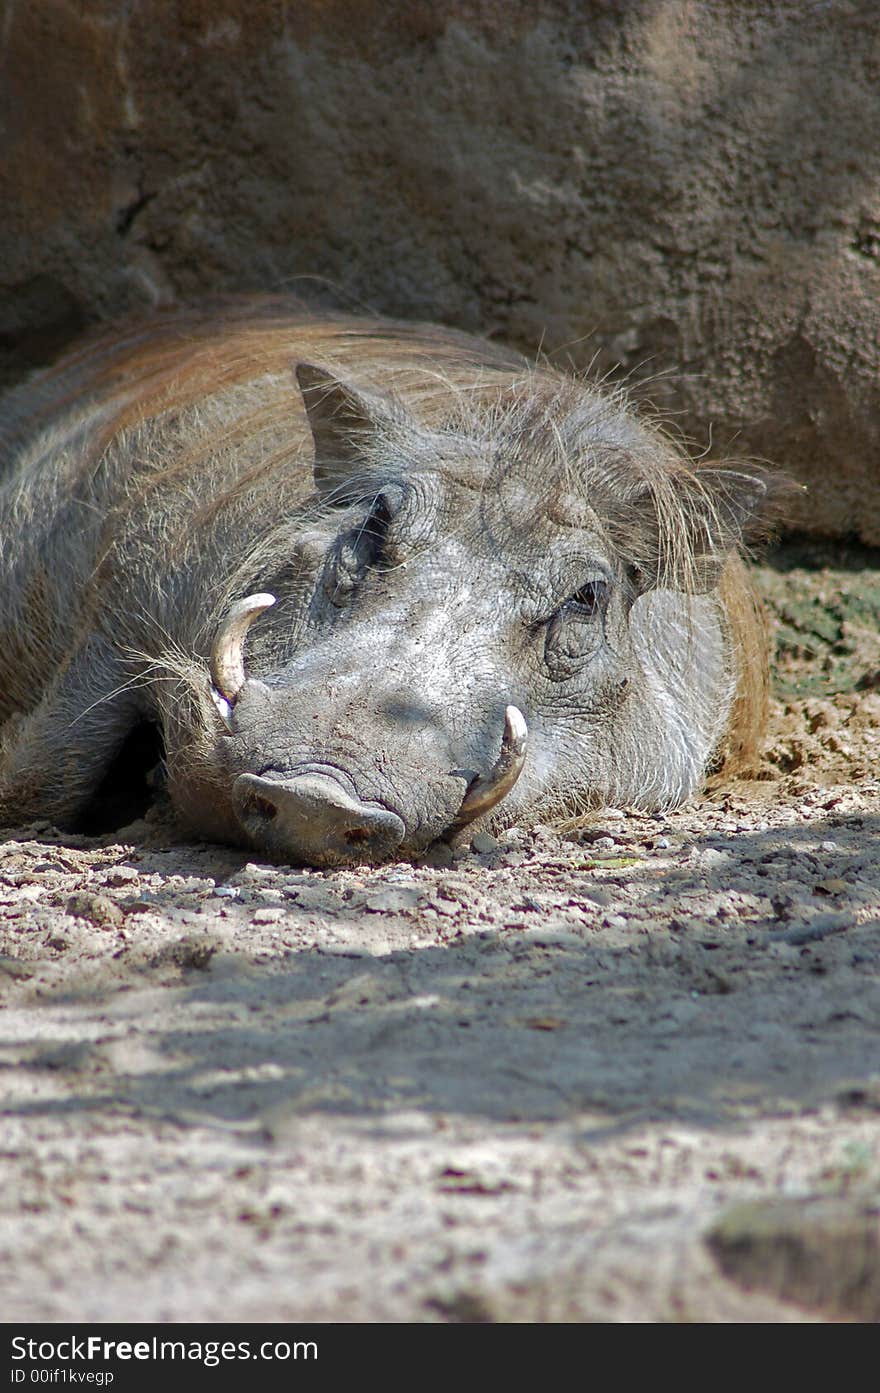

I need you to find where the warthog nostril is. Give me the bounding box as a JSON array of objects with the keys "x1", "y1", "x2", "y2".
[{"x1": 232, "y1": 772, "x2": 405, "y2": 866}]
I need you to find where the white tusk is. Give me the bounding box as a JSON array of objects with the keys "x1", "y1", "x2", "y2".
[
  {"x1": 208, "y1": 683, "x2": 235, "y2": 733},
  {"x1": 209, "y1": 593, "x2": 276, "y2": 704},
  {"x1": 450, "y1": 705, "x2": 528, "y2": 832}
]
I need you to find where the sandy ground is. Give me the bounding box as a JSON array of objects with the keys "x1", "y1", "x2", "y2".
[{"x1": 1, "y1": 548, "x2": 879, "y2": 1323}]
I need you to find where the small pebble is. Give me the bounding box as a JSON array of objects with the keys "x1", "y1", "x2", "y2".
[
  {"x1": 251, "y1": 906, "x2": 284, "y2": 924},
  {"x1": 104, "y1": 866, "x2": 139, "y2": 886},
  {"x1": 65, "y1": 891, "x2": 123, "y2": 927},
  {"x1": 471, "y1": 831, "x2": 499, "y2": 855}
]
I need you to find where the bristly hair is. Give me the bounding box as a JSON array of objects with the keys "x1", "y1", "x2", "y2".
[
  {"x1": 5, "y1": 298, "x2": 783, "y2": 611},
  {"x1": 336, "y1": 366, "x2": 785, "y2": 598}
]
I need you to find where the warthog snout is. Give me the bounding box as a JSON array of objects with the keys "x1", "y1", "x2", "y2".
[
  {"x1": 231, "y1": 705, "x2": 529, "y2": 864},
  {"x1": 233, "y1": 771, "x2": 406, "y2": 865}
]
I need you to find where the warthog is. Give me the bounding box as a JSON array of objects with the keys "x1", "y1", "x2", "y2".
[{"x1": 0, "y1": 298, "x2": 776, "y2": 865}]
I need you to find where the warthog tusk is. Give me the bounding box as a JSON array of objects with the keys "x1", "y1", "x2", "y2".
[
  {"x1": 449, "y1": 705, "x2": 528, "y2": 833},
  {"x1": 208, "y1": 684, "x2": 235, "y2": 732},
  {"x1": 209, "y1": 593, "x2": 276, "y2": 706}
]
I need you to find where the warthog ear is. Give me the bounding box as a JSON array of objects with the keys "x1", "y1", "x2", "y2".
[
  {"x1": 692, "y1": 463, "x2": 774, "y2": 547},
  {"x1": 624, "y1": 462, "x2": 779, "y2": 594},
  {"x1": 295, "y1": 363, "x2": 396, "y2": 504}
]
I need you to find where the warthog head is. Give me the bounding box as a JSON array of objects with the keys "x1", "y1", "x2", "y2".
[{"x1": 159, "y1": 362, "x2": 770, "y2": 866}]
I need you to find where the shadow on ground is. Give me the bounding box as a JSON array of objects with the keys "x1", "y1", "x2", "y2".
[{"x1": 1, "y1": 811, "x2": 877, "y2": 1143}]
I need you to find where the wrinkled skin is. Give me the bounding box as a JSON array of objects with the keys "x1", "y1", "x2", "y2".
[
  {"x1": 215, "y1": 475, "x2": 636, "y2": 861},
  {"x1": 0, "y1": 302, "x2": 773, "y2": 866}
]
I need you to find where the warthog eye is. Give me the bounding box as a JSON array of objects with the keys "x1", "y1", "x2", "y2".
[
  {"x1": 567, "y1": 579, "x2": 609, "y2": 615},
  {"x1": 323, "y1": 488, "x2": 402, "y2": 606},
  {"x1": 325, "y1": 535, "x2": 365, "y2": 605},
  {"x1": 543, "y1": 576, "x2": 610, "y2": 678}
]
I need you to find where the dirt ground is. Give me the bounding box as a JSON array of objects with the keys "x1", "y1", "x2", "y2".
[{"x1": 1, "y1": 544, "x2": 879, "y2": 1323}]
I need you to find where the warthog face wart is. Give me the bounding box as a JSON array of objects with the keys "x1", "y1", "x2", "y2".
[{"x1": 0, "y1": 301, "x2": 776, "y2": 865}]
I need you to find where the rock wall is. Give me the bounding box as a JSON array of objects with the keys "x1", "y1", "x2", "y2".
[{"x1": 2, "y1": 1, "x2": 879, "y2": 539}]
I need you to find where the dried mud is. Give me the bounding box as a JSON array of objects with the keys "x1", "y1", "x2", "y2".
[{"x1": 1, "y1": 545, "x2": 879, "y2": 1323}]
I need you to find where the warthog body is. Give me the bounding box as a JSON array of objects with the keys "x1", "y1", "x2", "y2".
[{"x1": 0, "y1": 299, "x2": 773, "y2": 865}]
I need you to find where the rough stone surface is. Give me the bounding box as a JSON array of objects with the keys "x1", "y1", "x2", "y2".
[
  {"x1": 2, "y1": 2, "x2": 879, "y2": 538},
  {"x1": 707, "y1": 1194, "x2": 880, "y2": 1322}
]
